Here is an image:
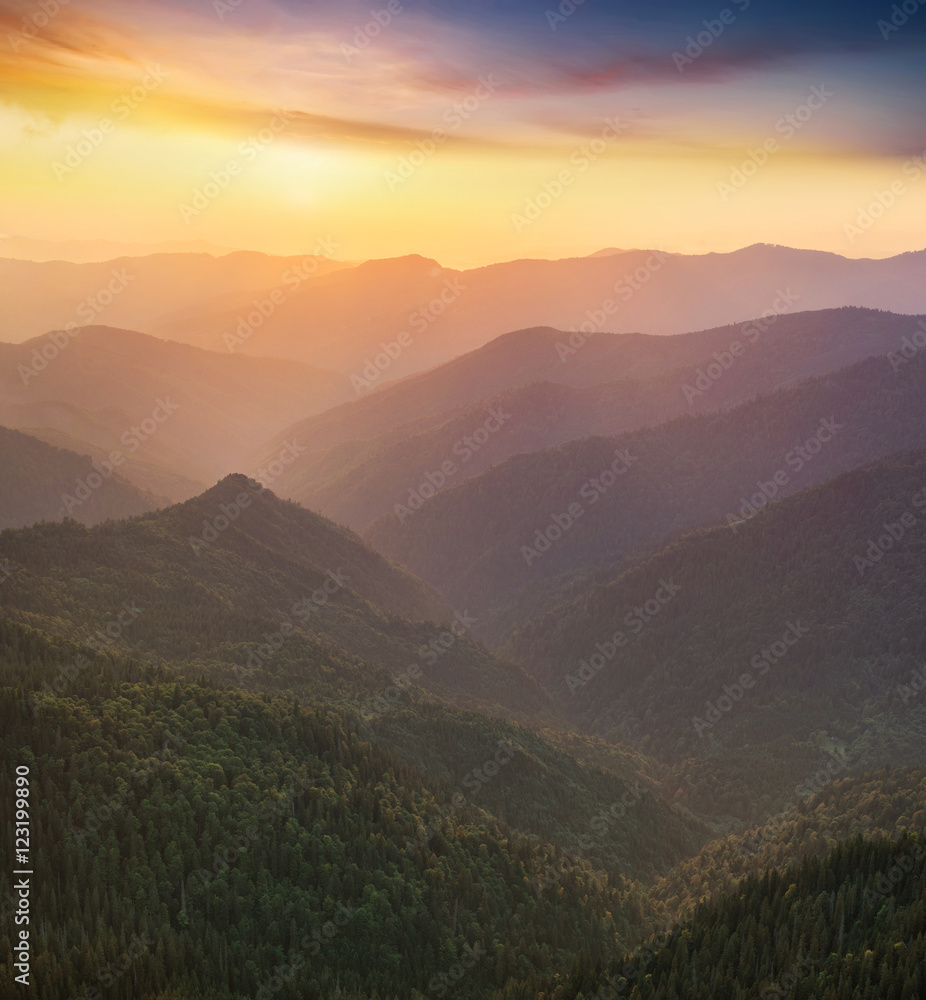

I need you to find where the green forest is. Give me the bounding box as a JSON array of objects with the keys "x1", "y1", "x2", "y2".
[
  {"x1": 0, "y1": 620, "x2": 653, "y2": 1000},
  {"x1": 2, "y1": 326, "x2": 925, "y2": 999},
  {"x1": 2, "y1": 614, "x2": 924, "y2": 999}
]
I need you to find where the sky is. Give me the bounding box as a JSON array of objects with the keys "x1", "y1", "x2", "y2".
[{"x1": 2, "y1": 0, "x2": 925, "y2": 267}]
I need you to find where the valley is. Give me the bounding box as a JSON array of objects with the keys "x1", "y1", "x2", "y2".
[{"x1": 2, "y1": 285, "x2": 925, "y2": 998}]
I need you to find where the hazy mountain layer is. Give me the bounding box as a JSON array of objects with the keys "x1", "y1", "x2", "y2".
[
  {"x1": 0, "y1": 425, "x2": 164, "y2": 528},
  {"x1": 260, "y1": 308, "x2": 925, "y2": 529},
  {"x1": 0, "y1": 326, "x2": 351, "y2": 498},
  {"x1": 365, "y1": 353, "x2": 926, "y2": 632}
]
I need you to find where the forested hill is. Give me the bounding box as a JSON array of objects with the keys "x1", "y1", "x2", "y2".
[
  {"x1": 648, "y1": 766, "x2": 926, "y2": 922},
  {"x1": 2, "y1": 552, "x2": 923, "y2": 1000},
  {"x1": 504, "y1": 452, "x2": 926, "y2": 822},
  {"x1": 6, "y1": 616, "x2": 919, "y2": 999},
  {"x1": 366, "y1": 350, "x2": 926, "y2": 631},
  {"x1": 509, "y1": 832, "x2": 926, "y2": 1000},
  {"x1": 0, "y1": 638, "x2": 652, "y2": 1000},
  {"x1": 0, "y1": 424, "x2": 163, "y2": 528},
  {"x1": 0, "y1": 474, "x2": 551, "y2": 722}
]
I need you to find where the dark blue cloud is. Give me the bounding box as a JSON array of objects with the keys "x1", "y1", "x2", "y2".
[
  {"x1": 254, "y1": 0, "x2": 926, "y2": 63},
  {"x1": 387, "y1": 0, "x2": 926, "y2": 75},
  {"x1": 417, "y1": 0, "x2": 926, "y2": 47}
]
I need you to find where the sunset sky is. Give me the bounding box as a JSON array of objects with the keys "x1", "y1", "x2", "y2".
[{"x1": 2, "y1": 0, "x2": 925, "y2": 267}]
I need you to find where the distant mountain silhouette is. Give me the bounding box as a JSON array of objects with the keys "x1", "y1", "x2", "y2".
[
  {"x1": 0, "y1": 249, "x2": 353, "y2": 343},
  {"x1": 364, "y1": 351, "x2": 926, "y2": 631},
  {"x1": 153, "y1": 243, "x2": 926, "y2": 376},
  {"x1": 6, "y1": 244, "x2": 926, "y2": 380},
  {"x1": 0, "y1": 235, "x2": 240, "y2": 263},
  {"x1": 0, "y1": 326, "x2": 352, "y2": 499},
  {"x1": 253, "y1": 307, "x2": 925, "y2": 529}
]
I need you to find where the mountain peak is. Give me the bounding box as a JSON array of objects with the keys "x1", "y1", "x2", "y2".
[
  {"x1": 587, "y1": 247, "x2": 629, "y2": 257},
  {"x1": 353, "y1": 253, "x2": 445, "y2": 276},
  {"x1": 189, "y1": 473, "x2": 268, "y2": 511},
  {"x1": 215, "y1": 471, "x2": 261, "y2": 491}
]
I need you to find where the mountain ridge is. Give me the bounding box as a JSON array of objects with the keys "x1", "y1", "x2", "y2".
[
  {"x1": 363, "y1": 350, "x2": 926, "y2": 632},
  {"x1": 255, "y1": 307, "x2": 926, "y2": 529}
]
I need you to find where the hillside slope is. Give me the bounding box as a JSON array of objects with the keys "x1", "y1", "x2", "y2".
[
  {"x1": 0, "y1": 326, "x2": 351, "y2": 496},
  {"x1": 503, "y1": 452, "x2": 926, "y2": 821},
  {"x1": 273, "y1": 308, "x2": 925, "y2": 529},
  {"x1": 0, "y1": 474, "x2": 551, "y2": 722},
  {"x1": 526, "y1": 832, "x2": 926, "y2": 1000},
  {"x1": 0, "y1": 651, "x2": 650, "y2": 1000},
  {"x1": 365, "y1": 353, "x2": 926, "y2": 628},
  {"x1": 0, "y1": 425, "x2": 163, "y2": 528}
]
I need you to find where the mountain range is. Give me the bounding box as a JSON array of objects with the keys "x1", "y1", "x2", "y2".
[
  {"x1": 0, "y1": 326, "x2": 351, "y2": 503},
  {"x1": 0, "y1": 250, "x2": 351, "y2": 346},
  {"x1": 147, "y1": 244, "x2": 926, "y2": 375},
  {"x1": 2, "y1": 251, "x2": 926, "y2": 1000},
  {"x1": 252, "y1": 307, "x2": 925, "y2": 529},
  {"x1": 364, "y1": 348, "x2": 926, "y2": 629},
  {"x1": 0, "y1": 235, "x2": 241, "y2": 263},
  {"x1": 5, "y1": 244, "x2": 926, "y2": 382},
  {"x1": 505, "y1": 451, "x2": 926, "y2": 822}
]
